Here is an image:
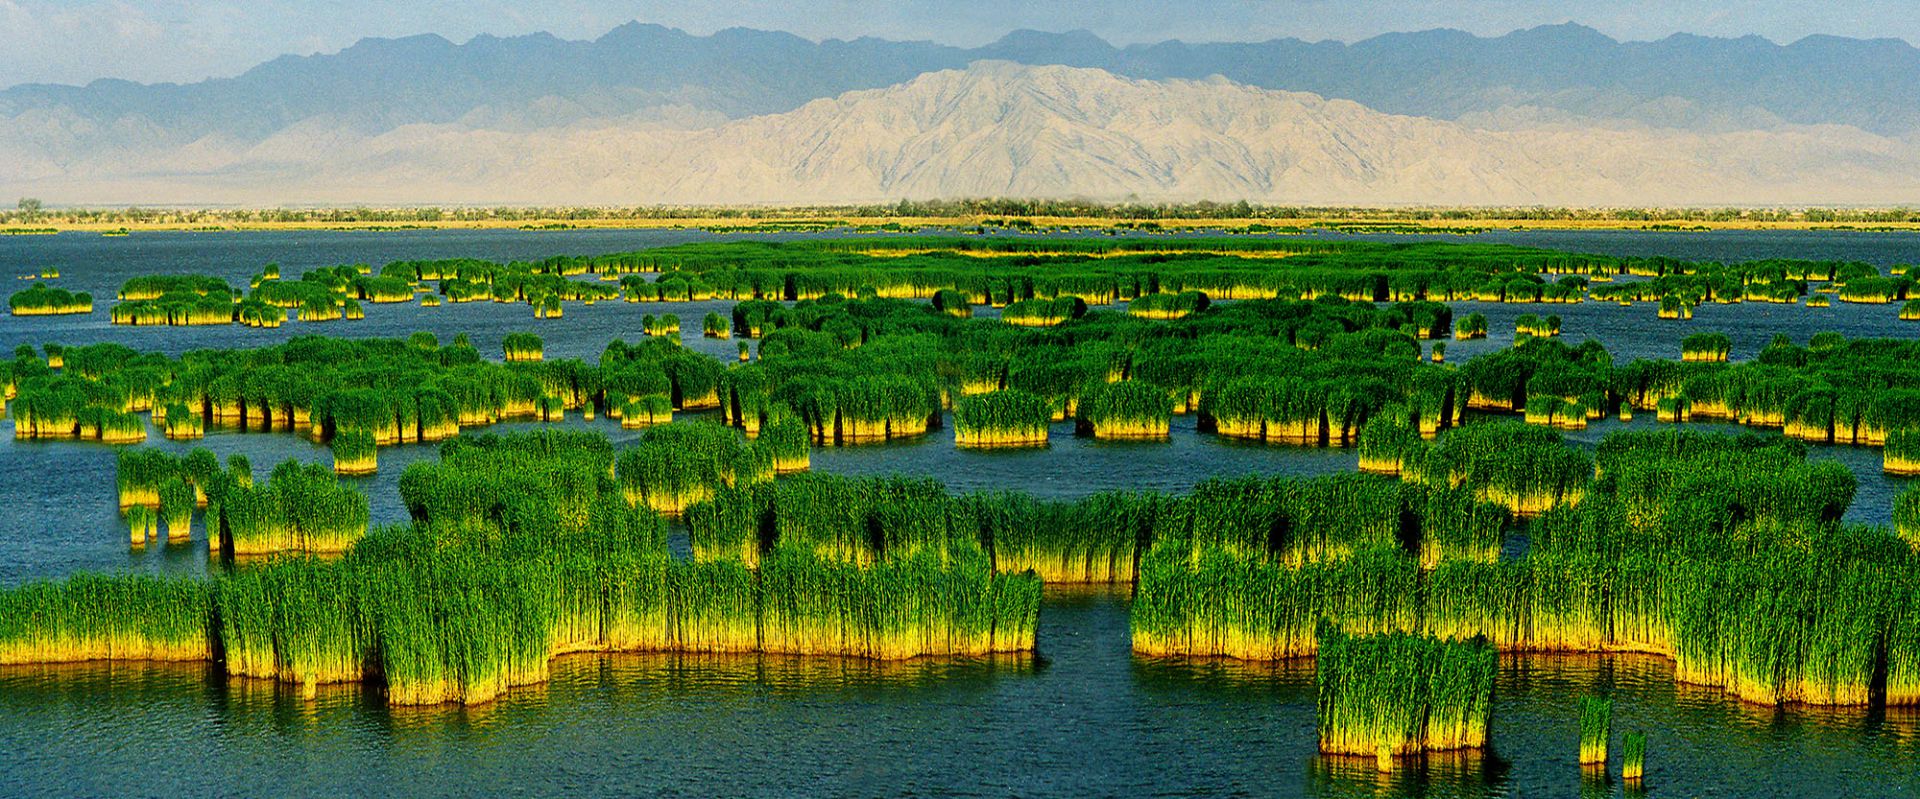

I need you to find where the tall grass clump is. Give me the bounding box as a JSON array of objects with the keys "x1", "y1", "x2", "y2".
[
  {"x1": 219, "y1": 460, "x2": 370, "y2": 555},
  {"x1": 954, "y1": 389, "x2": 1051, "y2": 447},
  {"x1": 1658, "y1": 295, "x2": 1696, "y2": 319},
  {"x1": 158, "y1": 477, "x2": 196, "y2": 543},
  {"x1": 1132, "y1": 539, "x2": 1421, "y2": 659},
  {"x1": 0, "y1": 574, "x2": 212, "y2": 664},
  {"x1": 9, "y1": 284, "x2": 93, "y2": 316},
  {"x1": 761, "y1": 416, "x2": 812, "y2": 473},
  {"x1": 981, "y1": 491, "x2": 1163, "y2": 583},
  {"x1": 160, "y1": 406, "x2": 199, "y2": 441},
  {"x1": 1621, "y1": 731, "x2": 1646, "y2": 784},
  {"x1": 1002, "y1": 296, "x2": 1087, "y2": 327},
  {"x1": 215, "y1": 557, "x2": 370, "y2": 695},
  {"x1": 1416, "y1": 423, "x2": 1591, "y2": 515},
  {"x1": 1080, "y1": 380, "x2": 1172, "y2": 439},
  {"x1": 1454, "y1": 312, "x2": 1488, "y2": 340},
  {"x1": 116, "y1": 448, "x2": 181, "y2": 509},
  {"x1": 615, "y1": 422, "x2": 770, "y2": 515},
  {"x1": 932, "y1": 289, "x2": 972, "y2": 318},
  {"x1": 617, "y1": 394, "x2": 674, "y2": 429},
  {"x1": 1357, "y1": 410, "x2": 1424, "y2": 475},
  {"x1": 331, "y1": 430, "x2": 378, "y2": 475},
  {"x1": 702, "y1": 312, "x2": 731, "y2": 338},
  {"x1": 644, "y1": 314, "x2": 681, "y2": 338},
  {"x1": 1128, "y1": 291, "x2": 1210, "y2": 320},
  {"x1": 1680, "y1": 332, "x2": 1731, "y2": 362},
  {"x1": 1515, "y1": 314, "x2": 1561, "y2": 339},
  {"x1": 127, "y1": 506, "x2": 157, "y2": 545},
  {"x1": 502, "y1": 332, "x2": 544, "y2": 362},
  {"x1": 1885, "y1": 429, "x2": 1920, "y2": 476},
  {"x1": 1896, "y1": 483, "x2": 1920, "y2": 549},
  {"x1": 1316, "y1": 626, "x2": 1496, "y2": 772},
  {"x1": 1579, "y1": 695, "x2": 1612, "y2": 765}
]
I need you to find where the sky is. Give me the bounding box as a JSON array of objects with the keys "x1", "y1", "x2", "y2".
[{"x1": 2, "y1": 0, "x2": 1914, "y2": 88}]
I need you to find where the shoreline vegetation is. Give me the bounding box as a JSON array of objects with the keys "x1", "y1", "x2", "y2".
[{"x1": 5, "y1": 201, "x2": 1920, "y2": 233}]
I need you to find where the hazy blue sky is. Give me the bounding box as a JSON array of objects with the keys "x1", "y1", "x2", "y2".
[{"x1": 3, "y1": 0, "x2": 1913, "y2": 87}]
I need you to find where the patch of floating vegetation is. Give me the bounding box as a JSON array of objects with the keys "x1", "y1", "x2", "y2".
[
  {"x1": 118, "y1": 448, "x2": 364, "y2": 554},
  {"x1": 1002, "y1": 296, "x2": 1088, "y2": 327},
  {"x1": 1136, "y1": 426, "x2": 1920, "y2": 711},
  {"x1": 1315, "y1": 626, "x2": 1496, "y2": 772},
  {"x1": 8, "y1": 283, "x2": 91, "y2": 315},
  {"x1": 2, "y1": 333, "x2": 724, "y2": 459},
  {"x1": 91, "y1": 236, "x2": 1871, "y2": 326},
  {"x1": 1680, "y1": 332, "x2": 1732, "y2": 362},
  {"x1": 953, "y1": 388, "x2": 1051, "y2": 448},
  {"x1": 930, "y1": 289, "x2": 971, "y2": 318},
  {"x1": 502, "y1": 332, "x2": 544, "y2": 363},
  {"x1": 1126, "y1": 290, "x2": 1210, "y2": 320},
  {"x1": 643, "y1": 313, "x2": 680, "y2": 338},
  {"x1": 616, "y1": 422, "x2": 773, "y2": 516},
  {"x1": 7, "y1": 429, "x2": 1041, "y2": 704},
  {"x1": 1514, "y1": 313, "x2": 1560, "y2": 340}
]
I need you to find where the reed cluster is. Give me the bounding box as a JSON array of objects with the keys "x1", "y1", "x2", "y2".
[
  {"x1": 641, "y1": 313, "x2": 680, "y2": 338},
  {"x1": 1896, "y1": 483, "x2": 1920, "y2": 548},
  {"x1": 1079, "y1": 380, "x2": 1172, "y2": 439},
  {"x1": 1454, "y1": 312, "x2": 1488, "y2": 340},
  {"x1": 954, "y1": 389, "x2": 1051, "y2": 447},
  {"x1": 1680, "y1": 332, "x2": 1731, "y2": 362},
  {"x1": 1621, "y1": 731, "x2": 1646, "y2": 783},
  {"x1": 1128, "y1": 291, "x2": 1210, "y2": 320},
  {"x1": 615, "y1": 422, "x2": 772, "y2": 515},
  {"x1": 1578, "y1": 695, "x2": 1612, "y2": 765},
  {"x1": 1515, "y1": 313, "x2": 1561, "y2": 339},
  {"x1": 931, "y1": 289, "x2": 972, "y2": 318},
  {"x1": 1412, "y1": 422, "x2": 1590, "y2": 515},
  {"x1": 218, "y1": 460, "x2": 370, "y2": 555},
  {"x1": 330, "y1": 430, "x2": 378, "y2": 475},
  {"x1": 1002, "y1": 296, "x2": 1088, "y2": 327},
  {"x1": 9, "y1": 283, "x2": 92, "y2": 315},
  {"x1": 1657, "y1": 295, "x2": 1695, "y2": 319},
  {"x1": 502, "y1": 332, "x2": 544, "y2": 362},
  {"x1": 0, "y1": 574, "x2": 212, "y2": 665},
  {"x1": 1315, "y1": 626, "x2": 1496, "y2": 772}
]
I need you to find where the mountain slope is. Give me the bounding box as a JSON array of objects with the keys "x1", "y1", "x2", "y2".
[
  {"x1": 3, "y1": 20, "x2": 1919, "y2": 158},
  {"x1": 12, "y1": 63, "x2": 1914, "y2": 206}
]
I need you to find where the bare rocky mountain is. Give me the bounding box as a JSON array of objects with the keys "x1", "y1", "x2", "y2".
[{"x1": 10, "y1": 63, "x2": 1916, "y2": 206}]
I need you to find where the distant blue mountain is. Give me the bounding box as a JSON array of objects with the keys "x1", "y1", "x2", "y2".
[{"x1": 3, "y1": 21, "x2": 1918, "y2": 142}]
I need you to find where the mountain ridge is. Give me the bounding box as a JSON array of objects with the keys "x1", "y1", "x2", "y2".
[
  {"x1": 11, "y1": 63, "x2": 1913, "y2": 207},
  {"x1": 6, "y1": 21, "x2": 1920, "y2": 140}
]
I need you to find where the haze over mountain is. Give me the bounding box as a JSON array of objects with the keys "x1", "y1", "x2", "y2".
[{"x1": 2, "y1": 22, "x2": 1917, "y2": 205}]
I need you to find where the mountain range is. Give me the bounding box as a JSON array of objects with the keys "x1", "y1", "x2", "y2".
[{"x1": 3, "y1": 23, "x2": 1918, "y2": 205}]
